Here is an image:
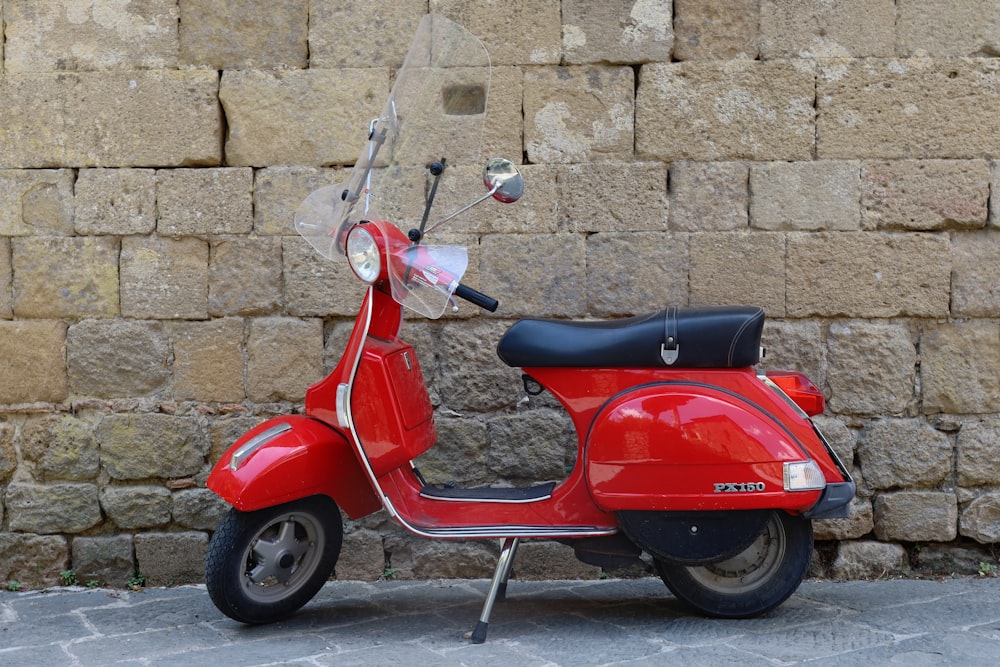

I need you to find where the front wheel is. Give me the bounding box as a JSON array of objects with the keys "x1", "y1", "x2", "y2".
[
  {"x1": 654, "y1": 510, "x2": 812, "y2": 619},
  {"x1": 205, "y1": 495, "x2": 343, "y2": 624}
]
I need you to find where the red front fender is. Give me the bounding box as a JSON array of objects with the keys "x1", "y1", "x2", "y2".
[{"x1": 207, "y1": 415, "x2": 381, "y2": 518}]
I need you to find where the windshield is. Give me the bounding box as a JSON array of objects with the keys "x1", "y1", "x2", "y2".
[{"x1": 294, "y1": 14, "x2": 491, "y2": 318}]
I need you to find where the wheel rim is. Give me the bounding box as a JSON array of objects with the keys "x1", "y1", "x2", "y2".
[
  {"x1": 683, "y1": 513, "x2": 786, "y2": 595},
  {"x1": 239, "y1": 511, "x2": 326, "y2": 603}
]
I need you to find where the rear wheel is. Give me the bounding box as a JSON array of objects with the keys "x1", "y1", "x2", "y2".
[
  {"x1": 205, "y1": 495, "x2": 343, "y2": 624},
  {"x1": 654, "y1": 510, "x2": 812, "y2": 618}
]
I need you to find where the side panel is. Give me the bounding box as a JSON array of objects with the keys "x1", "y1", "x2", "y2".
[{"x1": 207, "y1": 415, "x2": 382, "y2": 518}]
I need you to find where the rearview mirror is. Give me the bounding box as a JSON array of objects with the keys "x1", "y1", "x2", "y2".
[{"x1": 483, "y1": 158, "x2": 524, "y2": 203}]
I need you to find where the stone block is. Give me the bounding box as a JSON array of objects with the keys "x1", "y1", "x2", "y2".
[
  {"x1": 0, "y1": 169, "x2": 75, "y2": 236},
  {"x1": 562, "y1": 0, "x2": 673, "y2": 65},
  {"x1": 431, "y1": 0, "x2": 561, "y2": 65},
  {"x1": 246, "y1": 317, "x2": 324, "y2": 403},
  {"x1": 873, "y1": 491, "x2": 958, "y2": 542},
  {"x1": 951, "y1": 231, "x2": 1000, "y2": 317},
  {"x1": 171, "y1": 319, "x2": 246, "y2": 403},
  {"x1": 515, "y1": 540, "x2": 601, "y2": 580},
  {"x1": 412, "y1": 417, "x2": 489, "y2": 487},
  {"x1": 689, "y1": 232, "x2": 784, "y2": 315},
  {"x1": 750, "y1": 161, "x2": 861, "y2": 231},
  {"x1": 384, "y1": 536, "x2": 496, "y2": 579},
  {"x1": 921, "y1": 321, "x2": 1000, "y2": 414},
  {"x1": 254, "y1": 167, "x2": 344, "y2": 236},
  {"x1": 4, "y1": 0, "x2": 179, "y2": 72},
  {"x1": 560, "y1": 162, "x2": 668, "y2": 233},
  {"x1": 858, "y1": 419, "x2": 952, "y2": 491},
  {"x1": 434, "y1": 319, "x2": 524, "y2": 412},
  {"x1": 75, "y1": 169, "x2": 156, "y2": 235},
  {"x1": 957, "y1": 418, "x2": 1000, "y2": 487},
  {"x1": 134, "y1": 532, "x2": 208, "y2": 586},
  {"x1": 0, "y1": 320, "x2": 68, "y2": 404},
  {"x1": 830, "y1": 540, "x2": 909, "y2": 579},
  {"x1": 171, "y1": 488, "x2": 229, "y2": 531},
  {"x1": 960, "y1": 492, "x2": 1000, "y2": 543},
  {"x1": 814, "y1": 497, "x2": 874, "y2": 541},
  {"x1": 157, "y1": 169, "x2": 253, "y2": 236},
  {"x1": 480, "y1": 233, "x2": 586, "y2": 318},
  {"x1": 0, "y1": 422, "x2": 15, "y2": 483},
  {"x1": 524, "y1": 66, "x2": 635, "y2": 164},
  {"x1": 209, "y1": 237, "x2": 282, "y2": 316},
  {"x1": 309, "y1": 0, "x2": 426, "y2": 68},
  {"x1": 637, "y1": 61, "x2": 815, "y2": 161},
  {"x1": 13, "y1": 236, "x2": 119, "y2": 318},
  {"x1": 817, "y1": 59, "x2": 1000, "y2": 159},
  {"x1": 897, "y1": 0, "x2": 1000, "y2": 57},
  {"x1": 826, "y1": 321, "x2": 916, "y2": 416},
  {"x1": 179, "y1": 0, "x2": 307, "y2": 68},
  {"x1": 209, "y1": 416, "x2": 265, "y2": 466},
  {"x1": 220, "y1": 69, "x2": 388, "y2": 167},
  {"x1": 67, "y1": 319, "x2": 170, "y2": 398},
  {"x1": 992, "y1": 161, "x2": 1000, "y2": 228},
  {"x1": 100, "y1": 486, "x2": 172, "y2": 529},
  {"x1": 0, "y1": 71, "x2": 221, "y2": 168},
  {"x1": 72, "y1": 536, "x2": 135, "y2": 588},
  {"x1": 283, "y1": 237, "x2": 368, "y2": 317},
  {"x1": 95, "y1": 414, "x2": 208, "y2": 480},
  {"x1": 431, "y1": 163, "x2": 557, "y2": 235},
  {"x1": 0, "y1": 534, "x2": 70, "y2": 588},
  {"x1": 673, "y1": 0, "x2": 758, "y2": 60},
  {"x1": 669, "y1": 161, "x2": 748, "y2": 231},
  {"x1": 336, "y1": 527, "x2": 385, "y2": 581},
  {"x1": 587, "y1": 232, "x2": 688, "y2": 316},
  {"x1": 486, "y1": 409, "x2": 576, "y2": 483},
  {"x1": 760, "y1": 0, "x2": 894, "y2": 58},
  {"x1": 786, "y1": 232, "x2": 950, "y2": 317},
  {"x1": 913, "y1": 543, "x2": 995, "y2": 576},
  {"x1": 19, "y1": 414, "x2": 99, "y2": 482},
  {"x1": 760, "y1": 319, "x2": 827, "y2": 391},
  {"x1": 479, "y1": 66, "x2": 525, "y2": 166},
  {"x1": 6, "y1": 482, "x2": 102, "y2": 534},
  {"x1": 861, "y1": 160, "x2": 990, "y2": 231},
  {"x1": 811, "y1": 415, "x2": 856, "y2": 473},
  {"x1": 120, "y1": 236, "x2": 208, "y2": 319},
  {"x1": 0, "y1": 239, "x2": 10, "y2": 318}
]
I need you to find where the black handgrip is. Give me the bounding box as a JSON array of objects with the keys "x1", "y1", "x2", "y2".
[{"x1": 454, "y1": 283, "x2": 499, "y2": 312}]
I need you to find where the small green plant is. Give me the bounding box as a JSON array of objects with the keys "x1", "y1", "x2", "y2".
[
  {"x1": 6, "y1": 581, "x2": 21, "y2": 592},
  {"x1": 86, "y1": 580, "x2": 100, "y2": 589},
  {"x1": 59, "y1": 569, "x2": 79, "y2": 586},
  {"x1": 379, "y1": 566, "x2": 398, "y2": 581},
  {"x1": 126, "y1": 570, "x2": 146, "y2": 590},
  {"x1": 978, "y1": 561, "x2": 997, "y2": 577}
]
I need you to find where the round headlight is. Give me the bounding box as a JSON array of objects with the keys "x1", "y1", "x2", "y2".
[{"x1": 346, "y1": 226, "x2": 381, "y2": 283}]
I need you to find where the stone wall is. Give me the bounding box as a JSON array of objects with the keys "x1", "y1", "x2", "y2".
[{"x1": 1, "y1": 1, "x2": 999, "y2": 588}]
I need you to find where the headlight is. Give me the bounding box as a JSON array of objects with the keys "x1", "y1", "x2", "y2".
[{"x1": 346, "y1": 226, "x2": 381, "y2": 283}]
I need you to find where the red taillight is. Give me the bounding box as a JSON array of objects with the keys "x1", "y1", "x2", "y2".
[{"x1": 766, "y1": 371, "x2": 825, "y2": 416}]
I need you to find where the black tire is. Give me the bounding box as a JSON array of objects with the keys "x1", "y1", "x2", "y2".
[
  {"x1": 205, "y1": 495, "x2": 343, "y2": 624},
  {"x1": 654, "y1": 511, "x2": 812, "y2": 619}
]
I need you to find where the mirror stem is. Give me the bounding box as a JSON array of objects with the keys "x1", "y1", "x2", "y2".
[{"x1": 425, "y1": 184, "x2": 498, "y2": 234}]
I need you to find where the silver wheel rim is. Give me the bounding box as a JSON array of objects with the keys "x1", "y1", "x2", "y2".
[
  {"x1": 683, "y1": 513, "x2": 786, "y2": 594},
  {"x1": 240, "y1": 511, "x2": 326, "y2": 603}
]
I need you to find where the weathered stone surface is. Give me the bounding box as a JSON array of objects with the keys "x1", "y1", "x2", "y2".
[
  {"x1": 873, "y1": 491, "x2": 958, "y2": 542},
  {"x1": 861, "y1": 160, "x2": 990, "y2": 230},
  {"x1": 384, "y1": 535, "x2": 496, "y2": 579},
  {"x1": 830, "y1": 540, "x2": 909, "y2": 579},
  {"x1": 673, "y1": 0, "x2": 758, "y2": 60},
  {"x1": 524, "y1": 66, "x2": 634, "y2": 164},
  {"x1": 760, "y1": 319, "x2": 828, "y2": 398},
  {"x1": 486, "y1": 410, "x2": 575, "y2": 483},
  {"x1": 434, "y1": 319, "x2": 524, "y2": 412},
  {"x1": 689, "y1": 232, "x2": 784, "y2": 315},
  {"x1": 817, "y1": 59, "x2": 1000, "y2": 159},
  {"x1": 760, "y1": 0, "x2": 894, "y2": 58},
  {"x1": 0, "y1": 320, "x2": 68, "y2": 404},
  {"x1": 431, "y1": 0, "x2": 561, "y2": 65},
  {"x1": 246, "y1": 317, "x2": 324, "y2": 403},
  {"x1": 19, "y1": 414, "x2": 99, "y2": 482},
  {"x1": 811, "y1": 415, "x2": 857, "y2": 473},
  {"x1": 814, "y1": 497, "x2": 874, "y2": 541},
  {"x1": 254, "y1": 167, "x2": 344, "y2": 236},
  {"x1": 960, "y1": 492, "x2": 1000, "y2": 543},
  {"x1": 282, "y1": 237, "x2": 368, "y2": 317},
  {"x1": 0, "y1": 533, "x2": 69, "y2": 587},
  {"x1": 75, "y1": 169, "x2": 156, "y2": 235},
  {"x1": 179, "y1": 0, "x2": 307, "y2": 69},
  {"x1": 480, "y1": 233, "x2": 586, "y2": 318},
  {"x1": 638, "y1": 61, "x2": 815, "y2": 161},
  {"x1": 209, "y1": 416, "x2": 265, "y2": 467},
  {"x1": 826, "y1": 321, "x2": 916, "y2": 416},
  {"x1": 309, "y1": 0, "x2": 425, "y2": 68},
  {"x1": 432, "y1": 164, "x2": 557, "y2": 235},
  {"x1": 0, "y1": 422, "x2": 16, "y2": 483},
  {"x1": 413, "y1": 417, "x2": 489, "y2": 487},
  {"x1": 67, "y1": 319, "x2": 170, "y2": 398},
  {"x1": 6, "y1": 482, "x2": 102, "y2": 534},
  {"x1": 134, "y1": 531, "x2": 208, "y2": 586},
  {"x1": 0, "y1": 71, "x2": 221, "y2": 168},
  {"x1": 171, "y1": 488, "x2": 229, "y2": 531},
  {"x1": 858, "y1": 419, "x2": 953, "y2": 490},
  {"x1": 208, "y1": 238, "x2": 282, "y2": 316},
  {"x1": 157, "y1": 169, "x2": 253, "y2": 236},
  {"x1": 992, "y1": 161, "x2": 1000, "y2": 229},
  {"x1": 562, "y1": 0, "x2": 673, "y2": 65},
  {"x1": 897, "y1": 0, "x2": 1000, "y2": 57},
  {"x1": 515, "y1": 541, "x2": 601, "y2": 580},
  {"x1": 913, "y1": 542, "x2": 995, "y2": 575},
  {"x1": 95, "y1": 414, "x2": 208, "y2": 480},
  {"x1": 13, "y1": 236, "x2": 119, "y2": 318},
  {"x1": 921, "y1": 321, "x2": 1000, "y2": 414},
  {"x1": 750, "y1": 161, "x2": 861, "y2": 231},
  {"x1": 4, "y1": 0, "x2": 179, "y2": 72},
  {"x1": 220, "y1": 69, "x2": 387, "y2": 167},
  {"x1": 0, "y1": 238, "x2": 10, "y2": 318},
  {"x1": 951, "y1": 231, "x2": 1000, "y2": 317},
  {"x1": 587, "y1": 232, "x2": 688, "y2": 316},
  {"x1": 72, "y1": 535, "x2": 135, "y2": 588},
  {"x1": 101, "y1": 486, "x2": 172, "y2": 529},
  {"x1": 559, "y1": 163, "x2": 667, "y2": 233},
  {"x1": 336, "y1": 527, "x2": 385, "y2": 581},
  {"x1": 957, "y1": 418, "x2": 1000, "y2": 487},
  {"x1": 786, "y1": 232, "x2": 951, "y2": 318},
  {"x1": 669, "y1": 161, "x2": 748, "y2": 231},
  {"x1": 120, "y1": 236, "x2": 208, "y2": 319},
  {"x1": 0, "y1": 169, "x2": 75, "y2": 236},
  {"x1": 171, "y1": 319, "x2": 245, "y2": 403}
]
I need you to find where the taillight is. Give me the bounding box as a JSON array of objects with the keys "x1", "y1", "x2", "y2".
[{"x1": 766, "y1": 371, "x2": 825, "y2": 416}]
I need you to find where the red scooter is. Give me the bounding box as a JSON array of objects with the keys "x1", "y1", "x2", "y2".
[{"x1": 204, "y1": 14, "x2": 853, "y2": 642}]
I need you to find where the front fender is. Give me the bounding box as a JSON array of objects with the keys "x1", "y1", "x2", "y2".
[{"x1": 207, "y1": 415, "x2": 381, "y2": 518}]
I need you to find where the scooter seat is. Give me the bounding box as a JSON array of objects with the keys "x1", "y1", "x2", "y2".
[{"x1": 496, "y1": 306, "x2": 764, "y2": 369}]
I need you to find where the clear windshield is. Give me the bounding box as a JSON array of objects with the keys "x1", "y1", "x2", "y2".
[{"x1": 294, "y1": 14, "x2": 490, "y2": 318}]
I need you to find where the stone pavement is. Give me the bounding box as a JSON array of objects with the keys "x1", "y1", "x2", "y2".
[{"x1": 2, "y1": 577, "x2": 999, "y2": 666}]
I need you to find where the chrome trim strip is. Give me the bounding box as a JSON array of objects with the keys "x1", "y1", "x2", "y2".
[
  {"x1": 418, "y1": 491, "x2": 554, "y2": 504},
  {"x1": 230, "y1": 422, "x2": 293, "y2": 471}
]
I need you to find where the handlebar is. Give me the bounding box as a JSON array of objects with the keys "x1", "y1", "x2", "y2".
[{"x1": 454, "y1": 283, "x2": 499, "y2": 312}]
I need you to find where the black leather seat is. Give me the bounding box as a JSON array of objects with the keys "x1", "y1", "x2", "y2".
[{"x1": 496, "y1": 306, "x2": 764, "y2": 369}]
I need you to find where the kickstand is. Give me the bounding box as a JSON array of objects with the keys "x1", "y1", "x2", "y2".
[{"x1": 469, "y1": 537, "x2": 519, "y2": 644}]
